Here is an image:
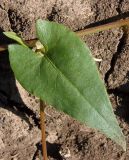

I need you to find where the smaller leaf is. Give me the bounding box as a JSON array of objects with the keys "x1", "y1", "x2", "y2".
[{"x1": 3, "y1": 32, "x2": 27, "y2": 47}]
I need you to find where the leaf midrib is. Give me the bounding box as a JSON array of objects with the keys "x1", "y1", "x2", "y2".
[{"x1": 43, "y1": 55, "x2": 118, "y2": 135}]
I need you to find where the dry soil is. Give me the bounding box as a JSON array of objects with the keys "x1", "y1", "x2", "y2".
[{"x1": 0, "y1": 0, "x2": 129, "y2": 160}]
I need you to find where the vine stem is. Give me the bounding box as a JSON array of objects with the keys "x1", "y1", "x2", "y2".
[
  {"x1": 0, "y1": 18, "x2": 129, "y2": 52},
  {"x1": 76, "y1": 18, "x2": 129, "y2": 36},
  {"x1": 40, "y1": 100, "x2": 48, "y2": 160}
]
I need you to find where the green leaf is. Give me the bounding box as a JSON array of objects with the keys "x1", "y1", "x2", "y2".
[
  {"x1": 3, "y1": 32, "x2": 26, "y2": 47},
  {"x1": 7, "y1": 20, "x2": 126, "y2": 150}
]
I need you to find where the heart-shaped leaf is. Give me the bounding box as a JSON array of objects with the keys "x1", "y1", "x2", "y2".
[{"x1": 6, "y1": 20, "x2": 126, "y2": 150}]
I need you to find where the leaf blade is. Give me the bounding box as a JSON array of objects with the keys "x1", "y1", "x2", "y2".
[{"x1": 8, "y1": 20, "x2": 126, "y2": 150}]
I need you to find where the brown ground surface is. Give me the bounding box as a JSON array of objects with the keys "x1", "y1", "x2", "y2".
[{"x1": 0, "y1": 0, "x2": 129, "y2": 160}]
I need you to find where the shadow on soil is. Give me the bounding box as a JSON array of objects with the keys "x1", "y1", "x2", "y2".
[
  {"x1": 0, "y1": 29, "x2": 63, "y2": 159},
  {"x1": 78, "y1": 11, "x2": 129, "y2": 30},
  {"x1": 114, "y1": 72, "x2": 129, "y2": 123},
  {"x1": 108, "y1": 72, "x2": 129, "y2": 124},
  {"x1": 32, "y1": 142, "x2": 63, "y2": 160},
  {"x1": 0, "y1": 50, "x2": 40, "y2": 128},
  {"x1": 0, "y1": 28, "x2": 40, "y2": 129},
  {"x1": 115, "y1": 93, "x2": 129, "y2": 123}
]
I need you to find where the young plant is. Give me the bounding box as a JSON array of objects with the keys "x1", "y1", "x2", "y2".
[{"x1": 4, "y1": 19, "x2": 126, "y2": 160}]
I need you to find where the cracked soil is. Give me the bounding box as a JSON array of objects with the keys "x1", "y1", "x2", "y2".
[{"x1": 0, "y1": 0, "x2": 129, "y2": 160}]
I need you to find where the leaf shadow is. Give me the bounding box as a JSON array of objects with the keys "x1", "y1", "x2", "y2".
[
  {"x1": 0, "y1": 28, "x2": 14, "y2": 45},
  {"x1": 108, "y1": 72, "x2": 129, "y2": 124},
  {"x1": 0, "y1": 28, "x2": 40, "y2": 129},
  {"x1": 114, "y1": 72, "x2": 129, "y2": 124},
  {"x1": 0, "y1": 29, "x2": 63, "y2": 159}
]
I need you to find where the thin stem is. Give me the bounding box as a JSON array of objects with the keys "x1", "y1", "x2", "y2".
[
  {"x1": 0, "y1": 18, "x2": 129, "y2": 52},
  {"x1": 40, "y1": 100, "x2": 48, "y2": 160},
  {"x1": 0, "y1": 40, "x2": 37, "y2": 52},
  {"x1": 76, "y1": 18, "x2": 129, "y2": 36}
]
